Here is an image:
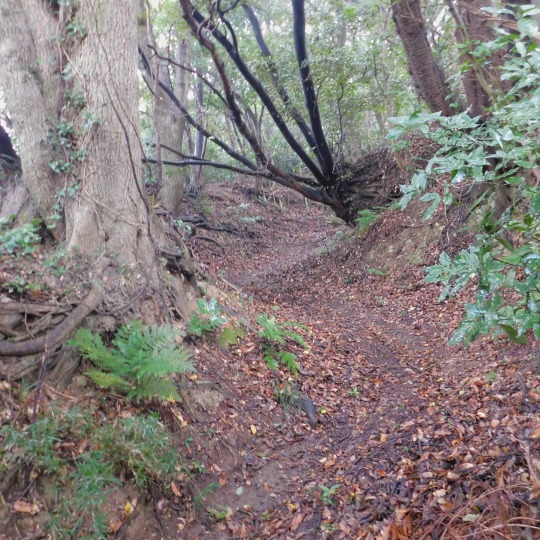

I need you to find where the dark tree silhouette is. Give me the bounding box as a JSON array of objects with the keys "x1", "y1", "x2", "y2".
[
  {"x1": 0, "y1": 124, "x2": 19, "y2": 168},
  {"x1": 138, "y1": 0, "x2": 404, "y2": 222}
]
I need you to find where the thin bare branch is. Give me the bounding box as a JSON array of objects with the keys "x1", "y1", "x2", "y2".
[
  {"x1": 146, "y1": 45, "x2": 228, "y2": 106},
  {"x1": 180, "y1": 0, "x2": 328, "y2": 186}
]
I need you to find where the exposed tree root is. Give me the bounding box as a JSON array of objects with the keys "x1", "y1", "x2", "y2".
[
  {"x1": 178, "y1": 214, "x2": 239, "y2": 235},
  {"x1": 190, "y1": 235, "x2": 225, "y2": 249},
  {"x1": 0, "y1": 302, "x2": 69, "y2": 316},
  {"x1": 0, "y1": 286, "x2": 103, "y2": 357}
]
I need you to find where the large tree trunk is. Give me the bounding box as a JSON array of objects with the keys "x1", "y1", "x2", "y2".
[
  {"x1": 155, "y1": 35, "x2": 192, "y2": 214},
  {"x1": 63, "y1": 1, "x2": 150, "y2": 260},
  {"x1": 186, "y1": 79, "x2": 207, "y2": 199},
  {"x1": 0, "y1": 0, "x2": 197, "y2": 383},
  {"x1": 0, "y1": 1, "x2": 64, "y2": 235},
  {"x1": 392, "y1": 0, "x2": 456, "y2": 116},
  {"x1": 141, "y1": 8, "x2": 190, "y2": 215},
  {"x1": 446, "y1": 0, "x2": 528, "y2": 119}
]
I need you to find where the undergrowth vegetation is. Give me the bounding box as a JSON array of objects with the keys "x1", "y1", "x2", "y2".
[
  {"x1": 70, "y1": 321, "x2": 194, "y2": 402},
  {"x1": 0, "y1": 218, "x2": 41, "y2": 255},
  {"x1": 355, "y1": 208, "x2": 380, "y2": 235},
  {"x1": 189, "y1": 296, "x2": 309, "y2": 376},
  {"x1": 390, "y1": 9, "x2": 540, "y2": 344},
  {"x1": 256, "y1": 313, "x2": 308, "y2": 375},
  {"x1": 0, "y1": 406, "x2": 179, "y2": 539},
  {"x1": 188, "y1": 297, "x2": 227, "y2": 336}
]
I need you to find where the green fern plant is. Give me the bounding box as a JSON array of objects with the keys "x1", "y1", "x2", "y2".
[
  {"x1": 256, "y1": 313, "x2": 308, "y2": 375},
  {"x1": 355, "y1": 209, "x2": 379, "y2": 235},
  {"x1": 70, "y1": 321, "x2": 194, "y2": 402}
]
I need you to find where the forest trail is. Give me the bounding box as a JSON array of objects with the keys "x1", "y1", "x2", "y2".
[
  {"x1": 176, "y1": 182, "x2": 539, "y2": 540},
  {"x1": 1, "y1": 181, "x2": 535, "y2": 540}
]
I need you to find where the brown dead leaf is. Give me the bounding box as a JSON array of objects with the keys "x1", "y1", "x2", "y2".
[
  {"x1": 290, "y1": 513, "x2": 304, "y2": 530},
  {"x1": 109, "y1": 519, "x2": 123, "y2": 533},
  {"x1": 13, "y1": 500, "x2": 40, "y2": 515},
  {"x1": 171, "y1": 481, "x2": 181, "y2": 497},
  {"x1": 77, "y1": 438, "x2": 89, "y2": 454},
  {"x1": 324, "y1": 457, "x2": 336, "y2": 469}
]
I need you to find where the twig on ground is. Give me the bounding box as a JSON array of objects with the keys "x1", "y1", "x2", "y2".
[{"x1": 191, "y1": 235, "x2": 225, "y2": 249}]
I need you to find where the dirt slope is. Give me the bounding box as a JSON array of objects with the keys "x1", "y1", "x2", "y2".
[
  {"x1": 2, "y1": 179, "x2": 537, "y2": 540},
  {"x1": 166, "y1": 181, "x2": 540, "y2": 539}
]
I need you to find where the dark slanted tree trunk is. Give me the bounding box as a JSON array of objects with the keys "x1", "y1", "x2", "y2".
[
  {"x1": 392, "y1": 0, "x2": 456, "y2": 116},
  {"x1": 174, "y1": 0, "x2": 405, "y2": 223}
]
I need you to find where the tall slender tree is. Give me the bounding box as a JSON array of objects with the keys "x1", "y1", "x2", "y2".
[{"x1": 166, "y1": 0, "x2": 405, "y2": 222}]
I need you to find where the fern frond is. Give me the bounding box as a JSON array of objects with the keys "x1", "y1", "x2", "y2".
[
  {"x1": 278, "y1": 350, "x2": 299, "y2": 375},
  {"x1": 263, "y1": 354, "x2": 279, "y2": 370},
  {"x1": 70, "y1": 329, "x2": 121, "y2": 372},
  {"x1": 130, "y1": 378, "x2": 180, "y2": 403},
  {"x1": 85, "y1": 369, "x2": 131, "y2": 391},
  {"x1": 113, "y1": 321, "x2": 147, "y2": 360},
  {"x1": 283, "y1": 330, "x2": 308, "y2": 349},
  {"x1": 356, "y1": 209, "x2": 379, "y2": 233},
  {"x1": 256, "y1": 314, "x2": 286, "y2": 344},
  {"x1": 282, "y1": 321, "x2": 309, "y2": 331},
  {"x1": 135, "y1": 346, "x2": 194, "y2": 381},
  {"x1": 144, "y1": 324, "x2": 178, "y2": 349},
  {"x1": 71, "y1": 321, "x2": 195, "y2": 403}
]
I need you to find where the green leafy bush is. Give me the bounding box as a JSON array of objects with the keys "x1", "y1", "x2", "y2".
[
  {"x1": 70, "y1": 321, "x2": 194, "y2": 402},
  {"x1": 389, "y1": 8, "x2": 540, "y2": 344},
  {"x1": 189, "y1": 297, "x2": 227, "y2": 336},
  {"x1": 0, "y1": 218, "x2": 41, "y2": 255},
  {"x1": 256, "y1": 313, "x2": 308, "y2": 375}
]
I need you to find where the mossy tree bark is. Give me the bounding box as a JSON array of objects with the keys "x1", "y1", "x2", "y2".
[{"x1": 0, "y1": 0, "x2": 197, "y2": 383}]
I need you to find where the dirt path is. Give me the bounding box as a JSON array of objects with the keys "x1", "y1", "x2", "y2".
[
  {"x1": 223, "y1": 236, "x2": 432, "y2": 536},
  {"x1": 177, "y1": 184, "x2": 539, "y2": 540}
]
